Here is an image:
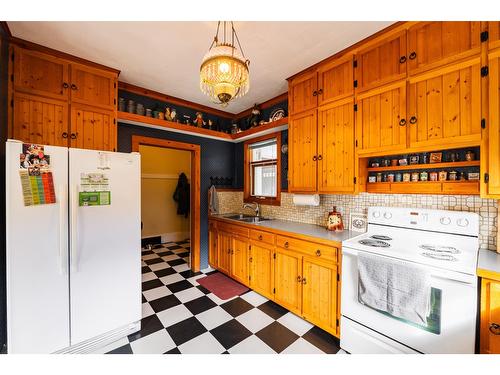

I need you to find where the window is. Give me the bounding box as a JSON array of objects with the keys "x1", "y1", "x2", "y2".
[{"x1": 244, "y1": 132, "x2": 281, "y2": 206}]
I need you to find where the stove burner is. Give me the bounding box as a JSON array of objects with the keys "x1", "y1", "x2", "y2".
[
  {"x1": 359, "y1": 239, "x2": 390, "y2": 248},
  {"x1": 421, "y1": 252, "x2": 457, "y2": 261},
  {"x1": 370, "y1": 235, "x2": 392, "y2": 241},
  {"x1": 419, "y1": 244, "x2": 460, "y2": 254}
]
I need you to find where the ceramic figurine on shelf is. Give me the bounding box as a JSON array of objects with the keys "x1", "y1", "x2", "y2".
[
  {"x1": 208, "y1": 119, "x2": 214, "y2": 130},
  {"x1": 327, "y1": 207, "x2": 344, "y2": 232},
  {"x1": 165, "y1": 107, "x2": 172, "y2": 121},
  {"x1": 194, "y1": 112, "x2": 205, "y2": 128},
  {"x1": 247, "y1": 104, "x2": 261, "y2": 129},
  {"x1": 171, "y1": 109, "x2": 177, "y2": 122}
]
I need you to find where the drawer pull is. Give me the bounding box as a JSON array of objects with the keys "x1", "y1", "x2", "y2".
[
  {"x1": 409, "y1": 51, "x2": 417, "y2": 60},
  {"x1": 316, "y1": 250, "x2": 321, "y2": 257},
  {"x1": 71, "y1": 83, "x2": 78, "y2": 90},
  {"x1": 284, "y1": 241, "x2": 289, "y2": 248},
  {"x1": 62, "y1": 132, "x2": 68, "y2": 139},
  {"x1": 302, "y1": 278, "x2": 307, "y2": 285},
  {"x1": 399, "y1": 55, "x2": 407, "y2": 64},
  {"x1": 490, "y1": 323, "x2": 500, "y2": 335},
  {"x1": 62, "y1": 82, "x2": 69, "y2": 89},
  {"x1": 409, "y1": 116, "x2": 418, "y2": 124},
  {"x1": 258, "y1": 235, "x2": 263, "y2": 240},
  {"x1": 297, "y1": 276, "x2": 302, "y2": 283}
]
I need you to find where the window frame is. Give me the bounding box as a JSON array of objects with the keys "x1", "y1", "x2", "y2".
[{"x1": 243, "y1": 131, "x2": 282, "y2": 206}]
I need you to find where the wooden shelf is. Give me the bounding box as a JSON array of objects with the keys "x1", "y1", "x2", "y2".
[
  {"x1": 366, "y1": 180, "x2": 480, "y2": 195},
  {"x1": 367, "y1": 160, "x2": 480, "y2": 172},
  {"x1": 117, "y1": 111, "x2": 288, "y2": 143}
]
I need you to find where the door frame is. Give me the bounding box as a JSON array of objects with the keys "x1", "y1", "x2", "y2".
[{"x1": 132, "y1": 135, "x2": 201, "y2": 272}]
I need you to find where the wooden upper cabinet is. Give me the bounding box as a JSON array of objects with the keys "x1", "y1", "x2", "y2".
[
  {"x1": 288, "y1": 109, "x2": 318, "y2": 192},
  {"x1": 480, "y1": 277, "x2": 500, "y2": 354},
  {"x1": 355, "y1": 30, "x2": 407, "y2": 92},
  {"x1": 489, "y1": 22, "x2": 500, "y2": 52},
  {"x1": 249, "y1": 242, "x2": 274, "y2": 300},
  {"x1": 70, "y1": 63, "x2": 117, "y2": 110},
  {"x1": 12, "y1": 92, "x2": 68, "y2": 147},
  {"x1": 70, "y1": 104, "x2": 116, "y2": 151},
  {"x1": 302, "y1": 256, "x2": 338, "y2": 335},
  {"x1": 13, "y1": 46, "x2": 69, "y2": 100},
  {"x1": 317, "y1": 55, "x2": 354, "y2": 107},
  {"x1": 408, "y1": 21, "x2": 482, "y2": 75},
  {"x1": 408, "y1": 57, "x2": 481, "y2": 150},
  {"x1": 230, "y1": 235, "x2": 249, "y2": 286},
  {"x1": 487, "y1": 50, "x2": 500, "y2": 197},
  {"x1": 356, "y1": 81, "x2": 407, "y2": 155},
  {"x1": 274, "y1": 248, "x2": 302, "y2": 316},
  {"x1": 318, "y1": 97, "x2": 355, "y2": 193},
  {"x1": 289, "y1": 71, "x2": 318, "y2": 115}
]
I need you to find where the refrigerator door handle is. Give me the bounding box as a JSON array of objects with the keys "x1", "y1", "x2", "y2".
[
  {"x1": 70, "y1": 184, "x2": 79, "y2": 272},
  {"x1": 58, "y1": 185, "x2": 67, "y2": 275}
]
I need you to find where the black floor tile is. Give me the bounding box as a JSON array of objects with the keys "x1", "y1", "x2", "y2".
[
  {"x1": 141, "y1": 266, "x2": 151, "y2": 274},
  {"x1": 166, "y1": 280, "x2": 194, "y2": 293},
  {"x1": 106, "y1": 344, "x2": 133, "y2": 354},
  {"x1": 165, "y1": 245, "x2": 182, "y2": 250},
  {"x1": 156, "y1": 250, "x2": 173, "y2": 257},
  {"x1": 166, "y1": 317, "x2": 207, "y2": 346},
  {"x1": 177, "y1": 251, "x2": 190, "y2": 258},
  {"x1": 128, "y1": 314, "x2": 164, "y2": 342},
  {"x1": 210, "y1": 319, "x2": 252, "y2": 350},
  {"x1": 204, "y1": 270, "x2": 218, "y2": 276},
  {"x1": 257, "y1": 300, "x2": 289, "y2": 320},
  {"x1": 142, "y1": 295, "x2": 146, "y2": 303},
  {"x1": 167, "y1": 258, "x2": 186, "y2": 267},
  {"x1": 184, "y1": 296, "x2": 217, "y2": 315},
  {"x1": 144, "y1": 257, "x2": 164, "y2": 265},
  {"x1": 141, "y1": 250, "x2": 154, "y2": 256},
  {"x1": 196, "y1": 285, "x2": 210, "y2": 294},
  {"x1": 220, "y1": 297, "x2": 254, "y2": 317},
  {"x1": 179, "y1": 270, "x2": 202, "y2": 279},
  {"x1": 302, "y1": 326, "x2": 340, "y2": 354},
  {"x1": 154, "y1": 267, "x2": 176, "y2": 278},
  {"x1": 149, "y1": 294, "x2": 182, "y2": 313},
  {"x1": 256, "y1": 321, "x2": 299, "y2": 353},
  {"x1": 142, "y1": 278, "x2": 164, "y2": 291},
  {"x1": 165, "y1": 347, "x2": 181, "y2": 354}
]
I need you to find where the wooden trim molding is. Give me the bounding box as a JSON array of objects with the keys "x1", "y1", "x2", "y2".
[
  {"x1": 132, "y1": 136, "x2": 202, "y2": 272},
  {"x1": 243, "y1": 131, "x2": 282, "y2": 206},
  {"x1": 0, "y1": 21, "x2": 12, "y2": 37}
]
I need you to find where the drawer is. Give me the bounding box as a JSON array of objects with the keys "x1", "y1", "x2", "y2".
[
  {"x1": 218, "y1": 222, "x2": 249, "y2": 238},
  {"x1": 250, "y1": 229, "x2": 275, "y2": 245},
  {"x1": 276, "y1": 235, "x2": 337, "y2": 261}
]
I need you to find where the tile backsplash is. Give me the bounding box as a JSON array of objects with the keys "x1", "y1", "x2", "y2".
[{"x1": 217, "y1": 191, "x2": 498, "y2": 252}]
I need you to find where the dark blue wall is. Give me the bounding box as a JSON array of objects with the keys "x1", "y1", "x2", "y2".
[{"x1": 117, "y1": 123, "x2": 236, "y2": 269}]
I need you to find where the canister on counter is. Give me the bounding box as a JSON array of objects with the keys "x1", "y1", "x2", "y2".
[
  {"x1": 411, "y1": 172, "x2": 419, "y2": 182},
  {"x1": 420, "y1": 171, "x2": 428, "y2": 181},
  {"x1": 448, "y1": 170, "x2": 458, "y2": 181},
  {"x1": 439, "y1": 170, "x2": 448, "y2": 181},
  {"x1": 403, "y1": 172, "x2": 411, "y2": 182},
  {"x1": 429, "y1": 172, "x2": 438, "y2": 181}
]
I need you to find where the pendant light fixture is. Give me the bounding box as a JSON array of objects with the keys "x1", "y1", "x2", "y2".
[{"x1": 200, "y1": 21, "x2": 250, "y2": 107}]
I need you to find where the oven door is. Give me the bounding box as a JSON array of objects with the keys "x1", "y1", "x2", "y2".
[{"x1": 340, "y1": 247, "x2": 477, "y2": 354}]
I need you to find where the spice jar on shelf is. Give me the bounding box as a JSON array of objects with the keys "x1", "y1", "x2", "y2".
[
  {"x1": 439, "y1": 171, "x2": 448, "y2": 181},
  {"x1": 387, "y1": 173, "x2": 395, "y2": 182},
  {"x1": 420, "y1": 171, "x2": 428, "y2": 181},
  {"x1": 465, "y1": 150, "x2": 475, "y2": 161},
  {"x1": 403, "y1": 173, "x2": 411, "y2": 182},
  {"x1": 448, "y1": 171, "x2": 458, "y2": 181},
  {"x1": 429, "y1": 172, "x2": 438, "y2": 181},
  {"x1": 411, "y1": 172, "x2": 419, "y2": 182}
]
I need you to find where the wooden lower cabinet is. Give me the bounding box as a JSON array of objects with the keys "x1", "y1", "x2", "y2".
[
  {"x1": 217, "y1": 231, "x2": 232, "y2": 275},
  {"x1": 274, "y1": 248, "x2": 303, "y2": 315},
  {"x1": 208, "y1": 226, "x2": 218, "y2": 269},
  {"x1": 481, "y1": 277, "x2": 500, "y2": 354},
  {"x1": 230, "y1": 235, "x2": 249, "y2": 285},
  {"x1": 249, "y1": 242, "x2": 275, "y2": 300}
]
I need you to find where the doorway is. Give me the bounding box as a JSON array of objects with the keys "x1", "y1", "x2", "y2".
[{"x1": 132, "y1": 136, "x2": 201, "y2": 272}]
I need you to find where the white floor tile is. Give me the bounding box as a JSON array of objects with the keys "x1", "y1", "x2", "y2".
[
  {"x1": 142, "y1": 254, "x2": 160, "y2": 261},
  {"x1": 195, "y1": 306, "x2": 233, "y2": 331},
  {"x1": 172, "y1": 263, "x2": 190, "y2": 273},
  {"x1": 201, "y1": 266, "x2": 215, "y2": 273},
  {"x1": 175, "y1": 287, "x2": 204, "y2": 303},
  {"x1": 281, "y1": 337, "x2": 324, "y2": 354},
  {"x1": 277, "y1": 312, "x2": 314, "y2": 336},
  {"x1": 156, "y1": 304, "x2": 193, "y2": 328},
  {"x1": 142, "y1": 286, "x2": 172, "y2": 301},
  {"x1": 186, "y1": 274, "x2": 207, "y2": 286},
  {"x1": 148, "y1": 262, "x2": 170, "y2": 271},
  {"x1": 240, "y1": 291, "x2": 268, "y2": 307},
  {"x1": 336, "y1": 349, "x2": 348, "y2": 354},
  {"x1": 142, "y1": 302, "x2": 155, "y2": 318},
  {"x1": 92, "y1": 337, "x2": 129, "y2": 354},
  {"x1": 130, "y1": 329, "x2": 176, "y2": 354},
  {"x1": 206, "y1": 292, "x2": 237, "y2": 305},
  {"x1": 162, "y1": 254, "x2": 181, "y2": 261},
  {"x1": 172, "y1": 248, "x2": 187, "y2": 254},
  {"x1": 236, "y1": 308, "x2": 274, "y2": 333},
  {"x1": 228, "y1": 335, "x2": 276, "y2": 354},
  {"x1": 160, "y1": 273, "x2": 184, "y2": 285},
  {"x1": 178, "y1": 332, "x2": 225, "y2": 354},
  {"x1": 142, "y1": 272, "x2": 157, "y2": 282}
]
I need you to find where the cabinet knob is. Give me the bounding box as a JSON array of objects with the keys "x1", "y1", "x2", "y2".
[
  {"x1": 302, "y1": 278, "x2": 307, "y2": 285},
  {"x1": 62, "y1": 82, "x2": 69, "y2": 89},
  {"x1": 399, "y1": 118, "x2": 407, "y2": 126},
  {"x1": 317, "y1": 155, "x2": 323, "y2": 161},
  {"x1": 297, "y1": 276, "x2": 302, "y2": 283},
  {"x1": 399, "y1": 56, "x2": 407, "y2": 64},
  {"x1": 317, "y1": 88, "x2": 323, "y2": 95},
  {"x1": 258, "y1": 235, "x2": 263, "y2": 240},
  {"x1": 312, "y1": 90, "x2": 318, "y2": 96},
  {"x1": 71, "y1": 83, "x2": 78, "y2": 90},
  {"x1": 409, "y1": 51, "x2": 417, "y2": 60},
  {"x1": 409, "y1": 116, "x2": 418, "y2": 124},
  {"x1": 312, "y1": 155, "x2": 318, "y2": 161},
  {"x1": 249, "y1": 257, "x2": 253, "y2": 263},
  {"x1": 490, "y1": 323, "x2": 500, "y2": 335},
  {"x1": 61, "y1": 132, "x2": 68, "y2": 139},
  {"x1": 284, "y1": 241, "x2": 289, "y2": 248},
  {"x1": 316, "y1": 250, "x2": 321, "y2": 257},
  {"x1": 227, "y1": 249, "x2": 231, "y2": 254},
  {"x1": 70, "y1": 133, "x2": 77, "y2": 139}
]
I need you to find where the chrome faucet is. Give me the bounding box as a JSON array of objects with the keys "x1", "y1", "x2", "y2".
[{"x1": 243, "y1": 202, "x2": 260, "y2": 217}]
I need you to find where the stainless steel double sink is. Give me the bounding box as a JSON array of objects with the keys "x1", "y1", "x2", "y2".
[{"x1": 224, "y1": 214, "x2": 271, "y2": 224}]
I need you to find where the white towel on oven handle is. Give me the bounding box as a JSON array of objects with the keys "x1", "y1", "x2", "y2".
[{"x1": 357, "y1": 252, "x2": 431, "y2": 325}]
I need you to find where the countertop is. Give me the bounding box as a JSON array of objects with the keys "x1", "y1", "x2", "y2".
[
  {"x1": 477, "y1": 249, "x2": 500, "y2": 279},
  {"x1": 211, "y1": 214, "x2": 359, "y2": 245}
]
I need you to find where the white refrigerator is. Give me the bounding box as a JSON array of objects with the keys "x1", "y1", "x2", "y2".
[{"x1": 6, "y1": 139, "x2": 142, "y2": 353}]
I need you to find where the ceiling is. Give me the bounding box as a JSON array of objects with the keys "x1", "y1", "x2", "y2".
[{"x1": 8, "y1": 21, "x2": 394, "y2": 114}]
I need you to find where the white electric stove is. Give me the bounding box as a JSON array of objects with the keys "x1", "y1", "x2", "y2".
[{"x1": 340, "y1": 207, "x2": 480, "y2": 354}]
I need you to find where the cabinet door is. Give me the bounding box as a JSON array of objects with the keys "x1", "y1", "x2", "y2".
[
  {"x1": 70, "y1": 105, "x2": 116, "y2": 151},
  {"x1": 217, "y1": 232, "x2": 231, "y2": 275},
  {"x1": 274, "y1": 248, "x2": 302, "y2": 315},
  {"x1": 302, "y1": 256, "x2": 338, "y2": 336},
  {"x1": 487, "y1": 50, "x2": 500, "y2": 196},
  {"x1": 70, "y1": 63, "x2": 117, "y2": 110},
  {"x1": 288, "y1": 109, "x2": 318, "y2": 192},
  {"x1": 480, "y1": 278, "x2": 500, "y2": 354},
  {"x1": 317, "y1": 55, "x2": 354, "y2": 107},
  {"x1": 13, "y1": 46, "x2": 70, "y2": 100},
  {"x1": 408, "y1": 58, "x2": 481, "y2": 150},
  {"x1": 355, "y1": 30, "x2": 407, "y2": 92},
  {"x1": 12, "y1": 92, "x2": 69, "y2": 146},
  {"x1": 249, "y1": 242, "x2": 274, "y2": 300},
  {"x1": 208, "y1": 227, "x2": 218, "y2": 269},
  {"x1": 318, "y1": 98, "x2": 355, "y2": 193},
  {"x1": 489, "y1": 22, "x2": 500, "y2": 52},
  {"x1": 289, "y1": 71, "x2": 318, "y2": 115},
  {"x1": 231, "y1": 235, "x2": 249, "y2": 286},
  {"x1": 356, "y1": 81, "x2": 407, "y2": 155},
  {"x1": 408, "y1": 21, "x2": 482, "y2": 75}
]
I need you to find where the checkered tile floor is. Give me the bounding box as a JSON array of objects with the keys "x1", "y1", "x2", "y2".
[{"x1": 101, "y1": 240, "x2": 341, "y2": 354}]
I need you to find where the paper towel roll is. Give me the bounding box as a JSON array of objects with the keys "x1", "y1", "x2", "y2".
[{"x1": 292, "y1": 194, "x2": 320, "y2": 206}]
